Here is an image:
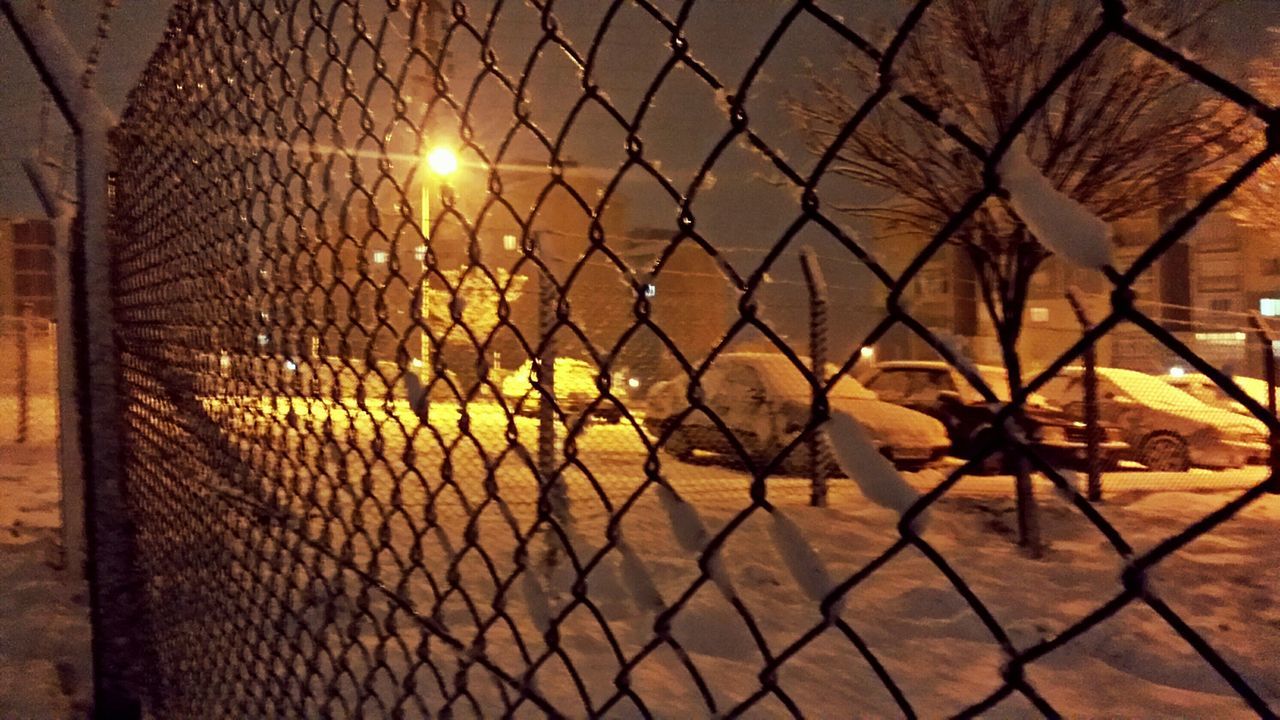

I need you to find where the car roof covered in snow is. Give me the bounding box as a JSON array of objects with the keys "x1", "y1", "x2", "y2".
[
  {"x1": 719, "y1": 352, "x2": 877, "y2": 399},
  {"x1": 867, "y1": 361, "x2": 1057, "y2": 405}
]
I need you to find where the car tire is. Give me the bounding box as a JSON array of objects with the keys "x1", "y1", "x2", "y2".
[
  {"x1": 967, "y1": 427, "x2": 1005, "y2": 475},
  {"x1": 1139, "y1": 433, "x2": 1191, "y2": 472}
]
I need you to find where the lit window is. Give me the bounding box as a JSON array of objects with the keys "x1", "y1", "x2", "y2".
[
  {"x1": 503, "y1": 234, "x2": 518, "y2": 251},
  {"x1": 643, "y1": 283, "x2": 656, "y2": 298},
  {"x1": 257, "y1": 333, "x2": 270, "y2": 346},
  {"x1": 373, "y1": 250, "x2": 389, "y2": 264},
  {"x1": 1195, "y1": 332, "x2": 1246, "y2": 344},
  {"x1": 1029, "y1": 307, "x2": 1049, "y2": 323},
  {"x1": 414, "y1": 245, "x2": 426, "y2": 262},
  {"x1": 1261, "y1": 298, "x2": 1280, "y2": 317}
]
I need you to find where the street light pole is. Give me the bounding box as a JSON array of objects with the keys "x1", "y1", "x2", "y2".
[
  {"x1": 419, "y1": 154, "x2": 432, "y2": 372},
  {"x1": 417, "y1": 146, "x2": 459, "y2": 392}
]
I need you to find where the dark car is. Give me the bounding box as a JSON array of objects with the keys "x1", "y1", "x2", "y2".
[{"x1": 860, "y1": 361, "x2": 1128, "y2": 473}]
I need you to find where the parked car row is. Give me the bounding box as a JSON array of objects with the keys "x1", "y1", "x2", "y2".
[
  {"x1": 643, "y1": 353, "x2": 950, "y2": 473},
  {"x1": 859, "y1": 361, "x2": 1129, "y2": 473},
  {"x1": 500, "y1": 357, "x2": 626, "y2": 423},
  {"x1": 1039, "y1": 368, "x2": 1269, "y2": 472},
  {"x1": 640, "y1": 355, "x2": 1274, "y2": 475},
  {"x1": 487, "y1": 349, "x2": 1273, "y2": 475}
]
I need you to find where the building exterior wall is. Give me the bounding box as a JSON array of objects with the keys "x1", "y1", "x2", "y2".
[{"x1": 0, "y1": 218, "x2": 56, "y2": 319}]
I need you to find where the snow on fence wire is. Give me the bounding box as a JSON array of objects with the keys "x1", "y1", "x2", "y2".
[{"x1": 105, "y1": 0, "x2": 1280, "y2": 717}]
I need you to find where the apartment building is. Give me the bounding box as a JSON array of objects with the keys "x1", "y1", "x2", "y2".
[{"x1": 0, "y1": 217, "x2": 56, "y2": 319}]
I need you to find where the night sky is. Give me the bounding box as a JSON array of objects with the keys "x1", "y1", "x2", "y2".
[
  {"x1": 2, "y1": 0, "x2": 1278, "y2": 350},
  {"x1": 4, "y1": 0, "x2": 1276, "y2": 218}
]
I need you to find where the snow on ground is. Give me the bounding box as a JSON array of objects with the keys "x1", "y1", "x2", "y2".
[
  {"x1": 156, "y1": 394, "x2": 1280, "y2": 717},
  {"x1": 0, "y1": 439, "x2": 91, "y2": 719}
]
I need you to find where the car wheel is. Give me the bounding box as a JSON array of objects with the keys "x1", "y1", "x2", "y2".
[
  {"x1": 1139, "y1": 433, "x2": 1190, "y2": 472},
  {"x1": 967, "y1": 427, "x2": 1005, "y2": 475}
]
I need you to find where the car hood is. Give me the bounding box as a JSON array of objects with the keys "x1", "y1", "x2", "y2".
[{"x1": 832, "y1": 397, "x2": 949, "y2": 448}]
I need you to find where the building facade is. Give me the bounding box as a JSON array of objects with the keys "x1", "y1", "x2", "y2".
[{"x1": 0, "y1": 217, "x2": 56, "y2": 319}]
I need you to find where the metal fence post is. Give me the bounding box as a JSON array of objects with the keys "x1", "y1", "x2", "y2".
[
  {"x1": 0, "y1": 4, "x2": 139, "y2": 715},
  {"x1": 1066, "y1": 289, "x2": 1102, "y2": 501},
  {"x1": 799, "y1": 248, "x2": 831, "y2": 507},
  {"x1": 535, "y1": 233, "x2": 569, "y2": 563},
  {"x1": 16, "y1": 303, "x2": 31, "y2": 444},
  {"x1": 1249, "y1": 311, "x2": 1279, "y2": 492}
]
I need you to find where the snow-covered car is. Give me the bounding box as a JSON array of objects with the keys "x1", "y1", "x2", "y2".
[
  {"x1": 1040, "y1": 367, "x2": 1269, "y2": 471},
  {"x1": 644, "y1": 352, "x2": 950, "y2": 471},
  {"x1": 1164, "y1": 373, "x2": 1275, "y2": 416},
  {"x1": 500, "y1": 357, "x2": 623, "y2": 422},
  {"x1": 860, "y1": 361, "x2": 1128, "y2": 473}
]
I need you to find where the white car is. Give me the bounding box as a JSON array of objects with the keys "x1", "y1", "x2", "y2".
[
  {"x1": 644, "y1": 352, "x2": 950, "y2": 471},
  {"x1": 1164, "y1": 373, "x2": 1274, "y2": 416},
  {"x1": 500, "y1": 357, "x2": 624, "y2": 422},
  {"x1": 1040, "y1": 367, "x2": 1268, "y2": 471}
]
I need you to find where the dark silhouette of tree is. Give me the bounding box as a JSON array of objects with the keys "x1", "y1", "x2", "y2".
[{"x1": 790, "y1": 0, "x2": 1241, "y2": 552}]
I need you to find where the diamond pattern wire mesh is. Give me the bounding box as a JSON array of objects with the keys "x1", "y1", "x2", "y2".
[{"x1": 107, "y1": 0, "x2": 1280, "y2": 717}]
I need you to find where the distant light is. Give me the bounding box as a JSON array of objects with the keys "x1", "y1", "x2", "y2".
[
  {"x1": 643, "y1": 283, "x2": 656, "y2": 298},
  {"x1": 627, "y1": 377, "x2": 640, "y2": 389},
  {"x1": 503, "y1": 234, "x2": 518, "y2": 251},
  {"x1": 373, "y1": 250, "x2": 389, "y2": 264},
  {"x1": 1029, "y1": 306, "x2": 1049, "y2": 323},
  {"x1": 219, "y1": 352, "x2": 231, "y2": 371},
  {"x1": 1169, "y1": 366, "x2": 1186, "y2": 378},
  {"x1": 257, "y1": 333, "x2": 269, "y2": 346},
  {"x1": 860, "y1": 346, "x2": 875, "y2": 359},
  {"x1": 414, "y1": 245, "x2": 426, "y2": 262},
  {"x1": 1194, "y1": 332, "x2": 1246, "y2": 344},
  {"x1": 284, "y1": 359, "x2": 297, "y2": 372},
  {"x1": 410, "y1": 358, "x2": 424, "y2": 368},
  {"x1": 426, "y1": 146, "x2": 459, "y2": 177}
]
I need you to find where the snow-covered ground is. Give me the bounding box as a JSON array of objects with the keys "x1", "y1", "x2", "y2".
[
  {"x1": 0, "y1": 440, "x2": 91, "y2": 719},
  {"x1": 145, "y1": 395, "x2": 1280, "y2": 717}
]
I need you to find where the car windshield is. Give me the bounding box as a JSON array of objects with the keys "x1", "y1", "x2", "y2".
[
  {"x1": 1190, "y1": 376, "x2": 1272, "y2": 411},
  {"x1": 1107, "y1": 370, "x2": 1207, "y2": 410}
]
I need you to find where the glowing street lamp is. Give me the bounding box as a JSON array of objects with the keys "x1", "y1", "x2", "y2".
[
  {"x1": 419, "y1": 145, "x2": 458, "y2": 236},
  {"x1": 426, "y1": 146, "x2": 459, "y2": 177}
]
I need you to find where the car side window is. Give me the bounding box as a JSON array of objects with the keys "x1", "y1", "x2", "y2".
[
  {"x1": 904, "y1": 370, "x2": 953, "y2": 403},
  {"x1": 1040, "y1": 376, "x2": 1080, "y2": 402},
  {"x1": 725, "y1": 365, "x2": 765, "y2": 400},
  {"x1": 866, "y1": 371, "x2": 911, "y2": 402}
]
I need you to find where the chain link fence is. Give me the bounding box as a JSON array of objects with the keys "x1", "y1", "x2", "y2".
[
  {"x1": 0, "y1": 311, "x2": 57, "y2": 446},
  {"x1": 106, "y1": 0, "x2": 1280, "y2": 716}
]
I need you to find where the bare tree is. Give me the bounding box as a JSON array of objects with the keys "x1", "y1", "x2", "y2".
[
  {"x1": 790, "y1": 0, "x2": 1239, "y2": 551},
  {"x1": 1214, "y1": 29, "x2": 1280, "y2": 235}
]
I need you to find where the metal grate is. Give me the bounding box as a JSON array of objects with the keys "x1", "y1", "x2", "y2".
[{"x1": 106, "y1": 1, "x2": 1280, "y2": 717}]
